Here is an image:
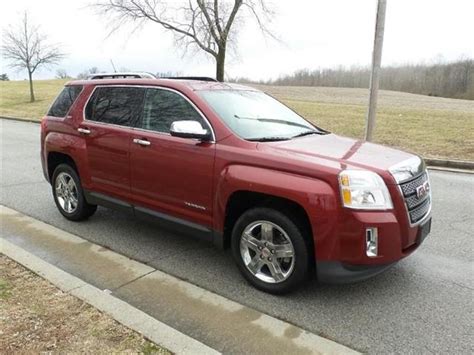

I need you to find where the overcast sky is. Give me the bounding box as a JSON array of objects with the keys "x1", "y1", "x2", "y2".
[{"x1": 1, "y1": 0, "x2": 473, "y2": 80}]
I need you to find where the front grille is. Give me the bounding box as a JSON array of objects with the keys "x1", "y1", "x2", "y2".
[
  {"x1": 399, "y1": 172, "x2": 431, "y2": 224},
  {"x1": 409, "y1": 197, "x2": 431, "y2": 223},
  {"x1": 400, "y1": 173, "x2": 428, "y2": 196},
  {"x1": 405, "y1": 191, "x2": 429, "y2": 209}
]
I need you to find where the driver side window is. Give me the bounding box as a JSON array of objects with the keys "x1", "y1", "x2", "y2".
[{"x1": 141, "y1": 88, "x2": 206, "y2": 133}]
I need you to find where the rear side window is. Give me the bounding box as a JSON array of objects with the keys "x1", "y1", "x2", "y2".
[
  {"x1": 48, "y1": 86, "x2": 83, "y2": 117},
  {"x1": 85, "y1": 87, "x2": 145, "y2": 127},
  {"x1": 141, "y1": 88, "x2": 206, "y2": 133}
]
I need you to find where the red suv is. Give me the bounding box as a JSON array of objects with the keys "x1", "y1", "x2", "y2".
[{"x1": 41, "y1": 74, "x2": 432, "y2": 294}]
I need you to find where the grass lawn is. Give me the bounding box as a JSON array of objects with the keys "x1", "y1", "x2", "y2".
[
  {"x1": 0, "y1": 79, "x2": 68, "y2": 119},
  {"x1": 0, "y1": 255, "x2": 169, "y2": 354},
  {"x1": 1, "y1": 79, "x2": 473, "y2": 160},
  {"x1": 255, "y1": 85, "x2": 474, "y2": 161}
]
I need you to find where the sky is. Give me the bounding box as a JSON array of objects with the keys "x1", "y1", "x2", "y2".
[{"x1": 1, "y1": 0, "x2": 473, "y2": 80}]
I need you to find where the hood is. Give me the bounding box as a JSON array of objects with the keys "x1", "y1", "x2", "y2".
[{"x1": 257, "y1": 133, "x2": 415, "y2": 174}]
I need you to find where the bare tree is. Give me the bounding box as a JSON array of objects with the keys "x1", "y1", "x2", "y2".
[
  {"x1": 56, "y1": 69, "x2": 70, "y2": 79},
  {"x1": 93, "y1": 0, "x2": 273, "y2": 82},
  {"x1": 260, "y1": 58, "x2": 474, "y2": 100},
  {"x1": 77, "y1": 67, "x2": 101, "y2": 79},
  {"x1": 1, "y1": 12, "x2": 65, "y2": 102}
]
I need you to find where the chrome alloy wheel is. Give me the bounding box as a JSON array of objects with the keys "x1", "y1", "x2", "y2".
[
  {"x1": 240, "y1": 220, "x2": 296, "y2": 283},
  {"x1": 55, "y1": 172, "x2": 79, "y2": 213}
]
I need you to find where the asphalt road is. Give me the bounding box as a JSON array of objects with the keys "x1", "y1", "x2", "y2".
[{"x1": 1, "y1": 118, "x2": 473, "y2": 354}]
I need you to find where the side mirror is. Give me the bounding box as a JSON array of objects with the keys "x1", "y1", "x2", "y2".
[{"x1": 170, "y1": 121, "x2": 212, "y2": 141}]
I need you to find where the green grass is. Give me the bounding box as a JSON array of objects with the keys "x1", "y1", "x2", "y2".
[
  {"x1": 0, "y1": 79, "x2": 68, "y2": 119},
  {"x1": 140, "y1": 341, "x2": 170, "y2": 355},
  {"x1": 1, "y1": 79, "x2": 473, "y2": 160},
  {"x1": 285, "y1": 99, "x2": 474, "y2": 160},
  {"x1": 0, "y1": 279, "x2": 12, "y2": 300}
]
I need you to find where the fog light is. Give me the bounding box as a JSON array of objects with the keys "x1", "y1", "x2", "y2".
[{"x1": 366, "y1": 228, "x2": 378, "y2": 257}]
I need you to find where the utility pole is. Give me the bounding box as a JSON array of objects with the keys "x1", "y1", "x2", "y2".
[{"x1": 365, "y1": 0, "x2": 387, "y2": 141}]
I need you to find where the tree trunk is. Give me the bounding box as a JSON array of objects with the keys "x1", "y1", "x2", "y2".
[
  {"x1": 28, "y1": 71, "x2": 35, "y2": 102},
  {"x1": 215, "y1": 47, "x2": 226, "y2": 82}
]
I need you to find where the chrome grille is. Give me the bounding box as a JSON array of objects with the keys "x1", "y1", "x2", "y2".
[
  {"x1": 405, "y1": 190, "x2": 430, "y2": 209},
  {"x1": 409, "y1": 197, "x2": 431, "y2": 223},
  {"x1": 400, "y1": 173, "x2": 428, "y2": 196},
  {"x1": 399, "y1": 172, "x2": 431, "y2": 224}
]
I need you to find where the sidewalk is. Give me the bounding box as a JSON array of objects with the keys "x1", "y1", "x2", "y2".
[{"x1": 1, "y1": 205, "x2": 359, "y2": 354}]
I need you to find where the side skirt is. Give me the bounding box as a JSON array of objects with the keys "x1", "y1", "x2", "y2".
[{"x1": 84, "y1": 190, "x2": 223, "y2": 247}]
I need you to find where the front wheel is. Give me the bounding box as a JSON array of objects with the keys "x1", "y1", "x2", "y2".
[
  {"x1": 52, "y1": 164, "x2": 97, "y2": 221},
  {"x1": 231, "y1": 207, "x2": 311, "y2": 294}
]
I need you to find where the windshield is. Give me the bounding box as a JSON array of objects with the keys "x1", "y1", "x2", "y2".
[{"x1": 198, "y1": 90, "x2": 322, "y2": 141}]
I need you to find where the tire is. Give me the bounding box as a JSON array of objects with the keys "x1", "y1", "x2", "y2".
[
  {"x1": 231, "y1": 207, "x2": 311, "y2": 294},
  {"x1": 52, "y1": 164, "x2": 97, "y2": 221}
]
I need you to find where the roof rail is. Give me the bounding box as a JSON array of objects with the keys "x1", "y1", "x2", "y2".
[
  {"x1": 163, "y1": 76, "x2": 218, "y2": 82},
  {"x1": 88, "y1": 72, "x2": 156, "y2": 80}
]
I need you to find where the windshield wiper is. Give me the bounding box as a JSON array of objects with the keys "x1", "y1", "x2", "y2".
[
  {"x1": 247, "y1": 136, "x2": 291, "y2": 142},
  {"x1": 234, "y1": 115, "x2": 312, "y2": 130},
  {"x1": 291, "y1": 130, "x2": 324, "y2": 139}
]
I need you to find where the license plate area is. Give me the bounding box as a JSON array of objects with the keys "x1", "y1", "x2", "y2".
[{"x1": 416, "y1": 218, "x2": 432, "y2": 245}]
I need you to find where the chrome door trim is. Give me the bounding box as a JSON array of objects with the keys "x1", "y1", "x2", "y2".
[{"x1": 82, "y1": 84, "x2": 216, "y2": 143}]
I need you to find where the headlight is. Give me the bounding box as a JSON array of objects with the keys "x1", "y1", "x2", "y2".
[{"x1": 339, "y1": 170, "x2": 393, "y2": 210}]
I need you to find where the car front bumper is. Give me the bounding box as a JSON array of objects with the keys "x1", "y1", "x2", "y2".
[
  {"x1": 314, "y1": 211, "x2": 432, "y2": 283},
  {"x1": 316, "y1": 261, "x2": 397, "y2": 283}
]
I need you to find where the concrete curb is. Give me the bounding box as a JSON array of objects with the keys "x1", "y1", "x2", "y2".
[
  {"x1": 0, "y1": 115, "x2": 41, "y2": 124},
  {"x1": 427, "y1": 166, "x2": 474, "y2": 174},
  {"x1": 2, "y1": 116, "x2": 472, "y2": 170},
  {"x1": 0, "y1": 239, "x2": 220, "y2": 355},
  {"x1": 424, "y1": 158, "x2": 474, "y2": 171}
]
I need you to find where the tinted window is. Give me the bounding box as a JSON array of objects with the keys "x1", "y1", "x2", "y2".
[
  {"x1": 85, "y1": 87, "x2": 145, "y2": 127},
  {"x1": 141, "y1": 89, "x2": 206, "y2": 133},
  {"x1": 48, "y1": 86, "x2": 83, "y2": 117}
]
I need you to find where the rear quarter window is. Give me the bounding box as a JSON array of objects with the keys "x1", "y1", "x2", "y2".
[{"x1": 48, "y1": 86, "x2": 83, "y2": 117}]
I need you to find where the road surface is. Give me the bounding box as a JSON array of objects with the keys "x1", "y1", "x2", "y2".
[{"x1": 1, "y1": 119, "x2": 473, "y2": 354}]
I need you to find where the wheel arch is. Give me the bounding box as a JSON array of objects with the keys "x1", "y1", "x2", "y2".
[
  {"x1": 214, "y1": 164, "x2": 339, "y2": 265},
  {"x1": 223, "y1": 190, "x2": 314, "y2": 261},
  {"x1": 47, "y1": 151, "x2": 79, "y2": 182}
]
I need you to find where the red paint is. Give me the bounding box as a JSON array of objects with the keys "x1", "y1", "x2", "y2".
[{"x1": 41, "y1": 79, "x2": 428, "y2": 269}]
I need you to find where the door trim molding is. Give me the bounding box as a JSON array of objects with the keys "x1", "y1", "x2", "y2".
[{"x1": 84, "y1": 190, "x2": 219, "y2": 245}]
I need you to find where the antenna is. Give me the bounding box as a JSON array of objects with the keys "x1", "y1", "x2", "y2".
[{"x1": 110, "y1": 59, "x2": 117, "y2": 73}]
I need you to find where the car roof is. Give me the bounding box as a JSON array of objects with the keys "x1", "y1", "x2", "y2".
[{"x1": 66, "y1": 78, "x2": 259, "y2": 92}]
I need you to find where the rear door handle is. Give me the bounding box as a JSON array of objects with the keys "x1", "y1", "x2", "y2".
[
  {"x1": 77, "y1": 127, "x2": 91, "y2": 135},
  {"x1": 133, "y1": 138, "x2": 151, "y2": 146}
]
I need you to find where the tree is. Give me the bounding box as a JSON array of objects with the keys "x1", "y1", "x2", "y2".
[
  {"x1": 1, "y1": 12, "x2": 65, "y2": 102},
  {"x1": 56, "y1": 69, "x2": 70, "y2": 79},
  {"x1": 77, "y1": 67, "x2": 101, "y2": 79},
  {"x1": 93, "y1": 0, "x2": 273, "y2": 82},
  {"x1": 0, "y1": 74, "x2": 9, "y2": 81}
]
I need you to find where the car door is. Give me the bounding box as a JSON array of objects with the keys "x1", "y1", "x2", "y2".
[
  {"x1": 80, "y1": 86, "x2": 145, "y2": 200},
  {"x1": 129, "y1": 87, "x2": 216, "y2": 228}
]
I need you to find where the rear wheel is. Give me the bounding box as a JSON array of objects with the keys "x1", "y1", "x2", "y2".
[
  {"x1": 231, "y1": 207, "x2": 311, "y2": 294},
  {"x1": 52, "y1": 164, "x2": 97, "y2": 221}
]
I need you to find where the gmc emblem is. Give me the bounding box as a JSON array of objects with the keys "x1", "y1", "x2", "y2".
[{"x1": 416, "y1": 181, "x2": 430, "y2": 199}]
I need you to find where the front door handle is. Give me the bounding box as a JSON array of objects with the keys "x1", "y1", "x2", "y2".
[
  {"x1": 77, "y1": 127, "x2": 91, "y2": 135},
  {"x1": 133, "y1": 138, "x2": 151, "y2": 146}
]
